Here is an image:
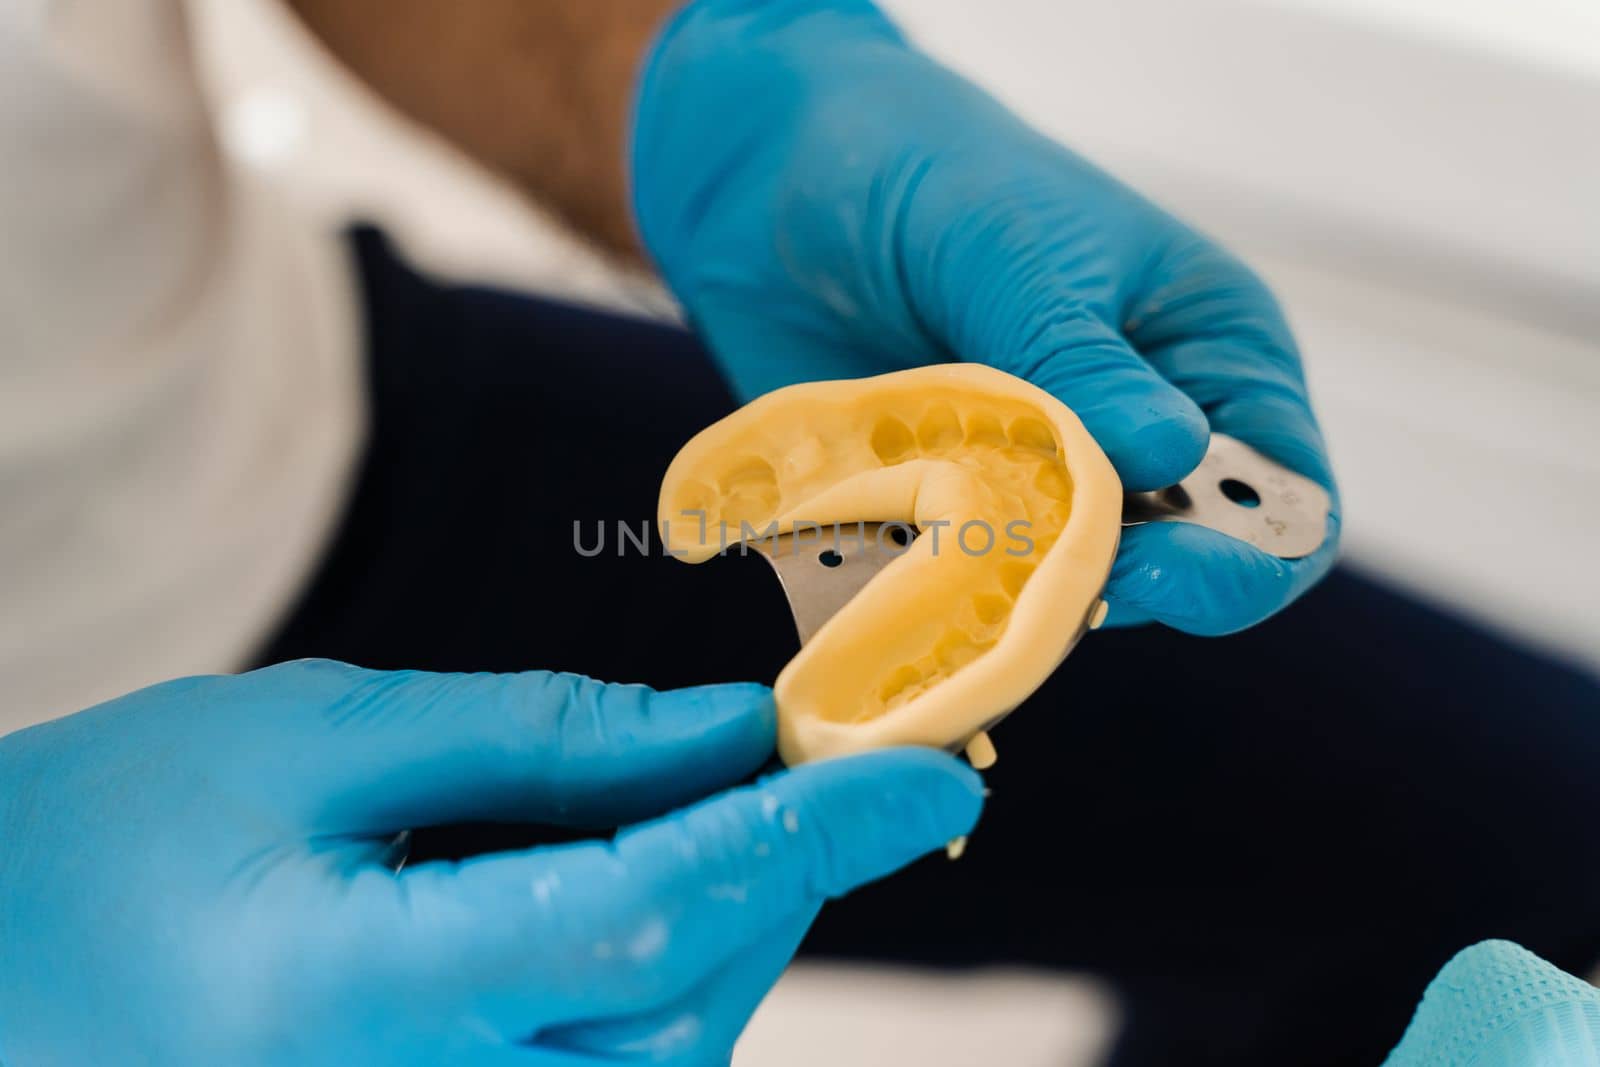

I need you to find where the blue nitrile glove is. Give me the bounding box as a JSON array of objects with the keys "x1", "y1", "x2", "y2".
[
  {"x1": 633, "y1": 0, "x2": 1340, "y2": 635},
  {"x1": 1384, "y1": 940, "x2": 1600, "y2": 1066},
  {"x1": 0, "y1": 660, "x2": 982, "y2": 1066}
]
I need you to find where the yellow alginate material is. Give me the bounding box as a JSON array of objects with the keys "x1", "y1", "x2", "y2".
[{"x1": 658, "y1": 364, "x2": 1122, "y2": 766}]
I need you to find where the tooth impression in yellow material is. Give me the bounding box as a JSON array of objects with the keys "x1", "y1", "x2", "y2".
[{"x1": 658, "y1": 364, "x2": 1123, "y2": 767}]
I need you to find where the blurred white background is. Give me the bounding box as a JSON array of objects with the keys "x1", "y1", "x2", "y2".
[{"x1": 191, "y1": 1, "x2": 1600, "y2": 1062}]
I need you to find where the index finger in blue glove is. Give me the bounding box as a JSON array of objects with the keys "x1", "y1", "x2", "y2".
[
  {"x1": 997, "y1": 307, "x2": 1211, "y2": 492},
  {"x1": 891, "y1": 138, "x2": 1212, "y2": 491},
  {"x1": 1122, "y1": 236, "x2": 1335, "y2": 492},
  {"x1": 382, "y1": 748, "x2": 983, "y2": 1025},
  {"x1": 229, "y1": 660, "x2": 776, "y2": 832}
]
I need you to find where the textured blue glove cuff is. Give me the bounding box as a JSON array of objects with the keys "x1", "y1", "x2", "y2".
[{"x1": 1383, "y1": 940, "x2": 1600, "y2": 1066}]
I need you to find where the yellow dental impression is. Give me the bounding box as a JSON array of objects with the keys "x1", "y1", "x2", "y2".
[{"x1": 658, "y1": 364, "x2": 1122, "y2": 767}]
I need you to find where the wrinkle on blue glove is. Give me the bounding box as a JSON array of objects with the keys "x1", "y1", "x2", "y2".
[
  {"x1": 634, "y1": 0, "x2": 1340, "y2": 635},
  {"x1": 1383, "y1": 940, "x2": 1600, "y2": 1067}
]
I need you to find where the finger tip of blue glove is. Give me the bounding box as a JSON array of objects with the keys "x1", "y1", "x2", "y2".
[
  {"x1": 830, "y1": 747, "x2": 987, "y2": 834},
  {"x1": 726, "y1": 749, "x2": 986, "y2": 903},
  {"x1": 657, "y1": 682, "x2": 777, "y2": 748}
]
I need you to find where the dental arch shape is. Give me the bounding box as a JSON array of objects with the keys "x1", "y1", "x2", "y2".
[{"x1": 658, "y1": 364, "x2": 1122, "y2": 767}]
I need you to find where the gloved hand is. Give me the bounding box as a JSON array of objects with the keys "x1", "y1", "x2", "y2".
[
  {"x1": 633, "y1": 0, "x2": 1340, "y2": 635},
  {"x1": 0, "y1": 660, "x2": 982, "y2": 1066},
  {"x1": 1384, "y1": 940, "x2": 1600, "y2": 1066}
]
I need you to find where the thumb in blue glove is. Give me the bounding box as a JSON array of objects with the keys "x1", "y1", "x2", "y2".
[
  {"x1": 633, "y1": 0, "x2": 1340, "y2": 635},
  {"x1": 1384, "y1": 940, "x2": 1600, "y2": 1066},
  {"x1": 0, "y1": 660, "x2": 983, "y2": 1066}
]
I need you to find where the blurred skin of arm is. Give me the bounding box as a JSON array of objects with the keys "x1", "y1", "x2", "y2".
[{"x1": 284, "y1": 0, "x2": 677, "y2": 258}]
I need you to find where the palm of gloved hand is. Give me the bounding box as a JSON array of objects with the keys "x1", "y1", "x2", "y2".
[
  {"x1": 0, "y1": 660, "x2": 980, "y2": 1066},
  {"x1": 634, "y1": 0, "x2": 1340, "y2": 634}
]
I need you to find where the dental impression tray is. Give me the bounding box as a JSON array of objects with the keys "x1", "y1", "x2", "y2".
[{"x1": 658, "y1": 365, "x2": 1329, "y2": 768}]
